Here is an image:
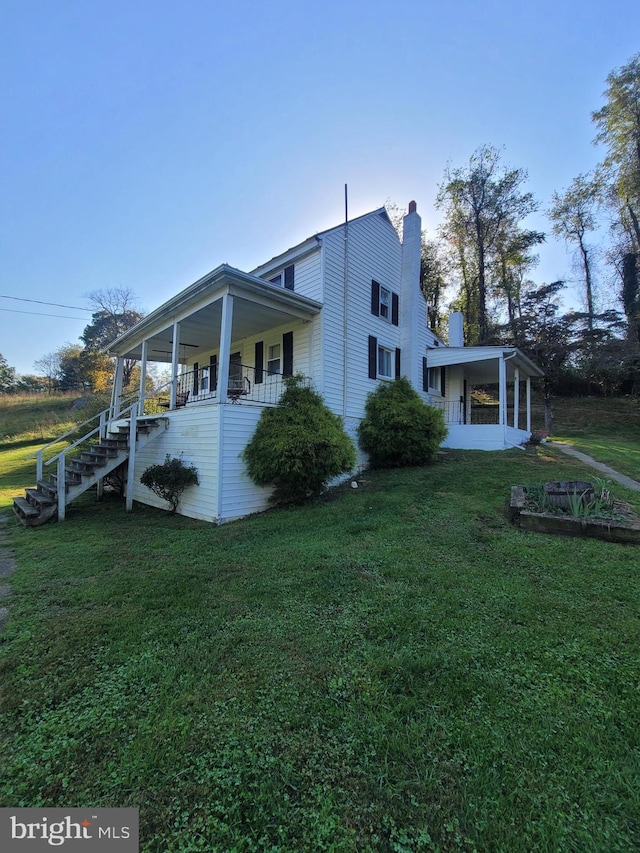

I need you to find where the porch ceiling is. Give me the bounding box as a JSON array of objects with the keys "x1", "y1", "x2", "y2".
[{"x1": 107, "y1": 265, "x2": 321, "y2": 363}]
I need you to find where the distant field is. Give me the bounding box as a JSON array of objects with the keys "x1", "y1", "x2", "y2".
[{"x1": 0, "y1": 392, "x2": 106, "y2": 509}]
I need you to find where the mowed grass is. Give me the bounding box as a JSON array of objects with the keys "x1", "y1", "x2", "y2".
[
  {"x1": 1, "y1": 436, "x2": 639, "y2": 851},
  {"x1": 549, "y1": 396, "x2": 640, "y2": 482}
]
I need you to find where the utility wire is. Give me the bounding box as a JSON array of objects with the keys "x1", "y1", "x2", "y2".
[
  {"x1": 0, "y1": 308, "x2": 89, "y2": 321},
  {"x1": 0, "y1": 294, "x2": 91, "y2": 312}
]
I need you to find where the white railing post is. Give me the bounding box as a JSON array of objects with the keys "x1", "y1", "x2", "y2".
[
  {"x1": 126, "y1": 413, "x2": 137, "y2": 512},
  {"x1": 170, "y1": 322, "x2": 180, "y2": 410},
  {"x1": 57, "y1": 454, "x2": 66, "y2": 522},
  {"x1": 36, "y1": 450, "x2": 43, "y2": 484},
  {"x1": 138, "y1": 340, "x2": 148, "y2": 416},
  {"x1": 99, "y1": 411, "x2": 107, "y2": 441},
  {"x1": 514, "y1": 368, "x2": 520, "y2": 430}
]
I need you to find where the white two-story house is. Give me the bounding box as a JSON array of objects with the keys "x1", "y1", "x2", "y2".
[{"x1": 106, "y1": 201, "x2": 542, "y2": 522}]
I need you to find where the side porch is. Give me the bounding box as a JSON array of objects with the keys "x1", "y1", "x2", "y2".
[{"x1": 426, "y1": 347, "x2": 544, "y2": 451}]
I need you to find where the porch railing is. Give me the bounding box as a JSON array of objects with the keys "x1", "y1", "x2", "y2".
[
  {"x1": 144, "y1": 364, "x2": 310, "y2": 411},
  {"x1": 430, "y1": 400, "x2": 528, "y2": 427}
]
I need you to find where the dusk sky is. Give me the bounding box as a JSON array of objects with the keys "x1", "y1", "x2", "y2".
[{"x1": 1, "y1": 0, "x2": 639, "y2": 375}]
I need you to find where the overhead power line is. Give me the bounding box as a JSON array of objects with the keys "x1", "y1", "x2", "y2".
[
  {"x1": 0, "y1": 308, "x2": 89, "y2": 321},
  {"x1": 0, "y1": 294, "x2": 91, "y2": 312}
]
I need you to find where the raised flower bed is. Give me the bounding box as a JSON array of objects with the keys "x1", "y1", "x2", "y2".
[{"x1": 509, "y1": 481, "x2": 640, "y2": 545}]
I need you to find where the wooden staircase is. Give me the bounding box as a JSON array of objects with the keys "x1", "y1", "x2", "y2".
[{"x1": 13, "y1": 416, "x2": 165, "y2": 527}]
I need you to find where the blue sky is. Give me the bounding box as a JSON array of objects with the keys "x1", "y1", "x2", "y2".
[{"x1": 1, "y1": 0, "x2": 639, "y2": 375}]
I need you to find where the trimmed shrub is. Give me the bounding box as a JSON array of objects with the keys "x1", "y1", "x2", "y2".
[
  {"x1": 358, "y1": 377, "x2": 447, "y2": 468},
  {"x1": 140, "y1": 454, "x2": 199, "y2": 513},
  {"x1": 243, "y1": 375, "x2": 356, "y2": 504}
]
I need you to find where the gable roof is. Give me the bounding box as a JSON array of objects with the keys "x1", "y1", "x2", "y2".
[{"x1": 250, "y1": 207, "x2": 395, "y2": 278}]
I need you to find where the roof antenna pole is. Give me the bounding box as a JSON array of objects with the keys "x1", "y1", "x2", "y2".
[{"x1": 343, "y1": 185, "x2": 349, "y2": 418}]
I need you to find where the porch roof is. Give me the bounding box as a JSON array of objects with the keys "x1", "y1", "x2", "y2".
[
  {"x1": 425, "y1": 346, "x2": 544, "y2": 381},
  {"x1": 106, "y1": 264, "x2": 322, "y2": 363}
]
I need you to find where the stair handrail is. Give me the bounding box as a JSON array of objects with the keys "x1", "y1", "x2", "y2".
[{"x1": 44, "y1": 400, "x2": 139, "y2": 470}]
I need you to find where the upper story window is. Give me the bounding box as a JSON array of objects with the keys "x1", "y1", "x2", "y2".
[
  {"x1": 269, "y1": 264, "x2": 295, "y2": 291},
  {"x1": 379, "y1": 286, "x2": 391, "y2": 321},
  {"x1": 371, "y1": 280, "x2": 399, "y2": 326}
]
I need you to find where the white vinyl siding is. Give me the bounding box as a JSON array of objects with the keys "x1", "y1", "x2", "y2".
[
  {"x1": 131, "y1": 406, "x2": 221, "y2": 522},
  {"x1": 319, "y1": 212, "x2": 402, "y2": 417}
]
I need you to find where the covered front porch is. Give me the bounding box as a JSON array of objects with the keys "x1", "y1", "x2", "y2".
[
  {"x1": 426, "y1": 346, "x2": 544, "y2": 450},
  {"x1": 107, "y1": 264, "x2": 321, "y2": 416}
]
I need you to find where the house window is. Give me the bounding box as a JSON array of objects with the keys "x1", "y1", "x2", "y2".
[
  {"x1": 267, "y1": 344, "x2": 281, "y2": 375},
  {"x1": 200, "y1": 366, "x2": 209, "y2": 393},
  {"x1": 268, "y1": 264, "x2": 294, "y2": 291},
  {"x1": 379, "y1": 286, "x2": 391, "y2": 321},
  {"x1": 378, "y1": 346, "x2": 393, "y2": 378},
  {"x1": 426, "y1": 366, "x2": 446, "y2": 396},
  {"x1": 371, "y1": 280, "x2": 399, "y2": 325}
]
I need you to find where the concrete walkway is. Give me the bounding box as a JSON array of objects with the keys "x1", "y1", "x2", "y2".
[
  {"x1": 549, "y1": 442, "x2": 640, "y2": 492},
  {"x1": 0, "y1": 514, "x2": 16, "y2": 635}
]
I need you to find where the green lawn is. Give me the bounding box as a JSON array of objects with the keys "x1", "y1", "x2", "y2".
[
  {"x1": 549, "y1": 396, "x2": 640, "y2": 482},
  {"x1": 1, "y1": 441, "x2": 639, "y2": 852}
]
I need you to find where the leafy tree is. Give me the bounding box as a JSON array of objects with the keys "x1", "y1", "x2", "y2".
[
  {"x1": 621, "y1": 251, "x2": 640, "y2": 343},
  {"x1": 549, "y1": 173, "x2": 602, "y2": 330},
  {"x1": 420, "y1": 237, "x2": 448, "y2": 334},
  {"x1": 507, "y1": 281, "x2": 576, "y2": 434},
  {"x1": 33, "y1": 351, "x2": 62, "y2": 393},
  {"x1": 82, "y1": 287, "x2": 144, "y2": 387},
  {"x1": 15, "y1": 374, "x2": 48, "y2": 393},
  {"x1": 358, "y1": 377, "x2": 447, "y2": 468},
  {"x1": 593, "y1": 52, "x2": 640, "y2": 250},
  {"x1": 436, "y1": 145, "x2": 540, "y2": 344},
  {"x1": 0, "y1": 353, "x2": 17, "y2": 393},
  {"x1": 243, "y1": 376, "x2": 356, "y2": 504}
]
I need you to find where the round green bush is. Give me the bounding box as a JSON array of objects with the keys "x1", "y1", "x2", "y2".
[
  {"x1": 140, "y1": 454, "x2": 199, "y2": 513},
  {"x1": 358, "y1": 377, "x2": 447, "y2": 468},
  {"x1": 243, "y1": 376, "x2": 356, "y2": 504}
]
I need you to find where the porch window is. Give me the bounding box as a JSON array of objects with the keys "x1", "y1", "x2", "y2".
[
  {"x1": 427, "y1": 366, "x2": 446, "y2": 396},
  {"x1": 200, "y1": 366, "x2": 209, "y2": 393},
  {"x1": 267, "y1": 344, "x2": 281, "y2": 375}
]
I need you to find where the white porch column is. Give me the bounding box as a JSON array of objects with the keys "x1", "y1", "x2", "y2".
[
  {"x1": 170, "y1": 322, "x2": 180, "y2": 409},
  {"x1": 526, "y1": 377, "x2": 532, "y2": 433},
  {"x1": 514, "y1": 368, "x2": 520, "y2": 430},
  {"x1": 498, "y1": 356, "x2": 507, "y2": 426},
  {"x1": 138, "y1": 340, "x2": 148, "y2": 416},
  {"x1": 218, "y1": 293, "x2": 234, "y2": 404},
  {"x1": 112, "y1": 357, "x2": 125, "y2": 417}
]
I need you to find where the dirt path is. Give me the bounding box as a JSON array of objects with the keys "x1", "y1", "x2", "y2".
[
  {"x1": 0, "y1": 514, "x2": 17, "y2": 634},
  {"x1": 550, "y1": 442, "x2": 640, "y2": 492}
]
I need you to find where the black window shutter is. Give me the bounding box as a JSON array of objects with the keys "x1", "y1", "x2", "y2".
[
  {"x1": 422, "y1": 357, "x2": 428, "y2": 392},
  {"x1": 368, "y1": 336, "x2": 377, "y2": 379},
  {"x1": 392, "y1": 292, "x2": 399, "y2": 326},
  {"x1": 395, "y1": 348, "x2": 401, "y2": 378},
  {"x1": 371, "y1": 280, "x2": 380, "y2": 316},
  {"x1": 193, "y1": 362, "x2": 199, "y2": 395},
  {"x1": 210, "y1": 354, "x2": 218, "y2": 391},
  {"x1": 284, "y1": 265, "x2": 295, "y2": 291},
  {"x1": 440, "y1": 366, "x2": 446, "y2": 397},
  {"x1": 254, "y1": 341, "x2": 264, "y2": 384},
  {"x1": 283, "y1": 332, "x2": 294, "y2": 377}
]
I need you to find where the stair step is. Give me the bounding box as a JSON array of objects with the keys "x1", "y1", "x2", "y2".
[
  {"x1": 26, "y1": 488, "x2": 55, "y2": 507},
  {"x1": 13, "y1": 497, "x2": 40, "y2": 518},
  {"x1": 38, "y1": 480, "x2": 59, "y2": 497}
]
